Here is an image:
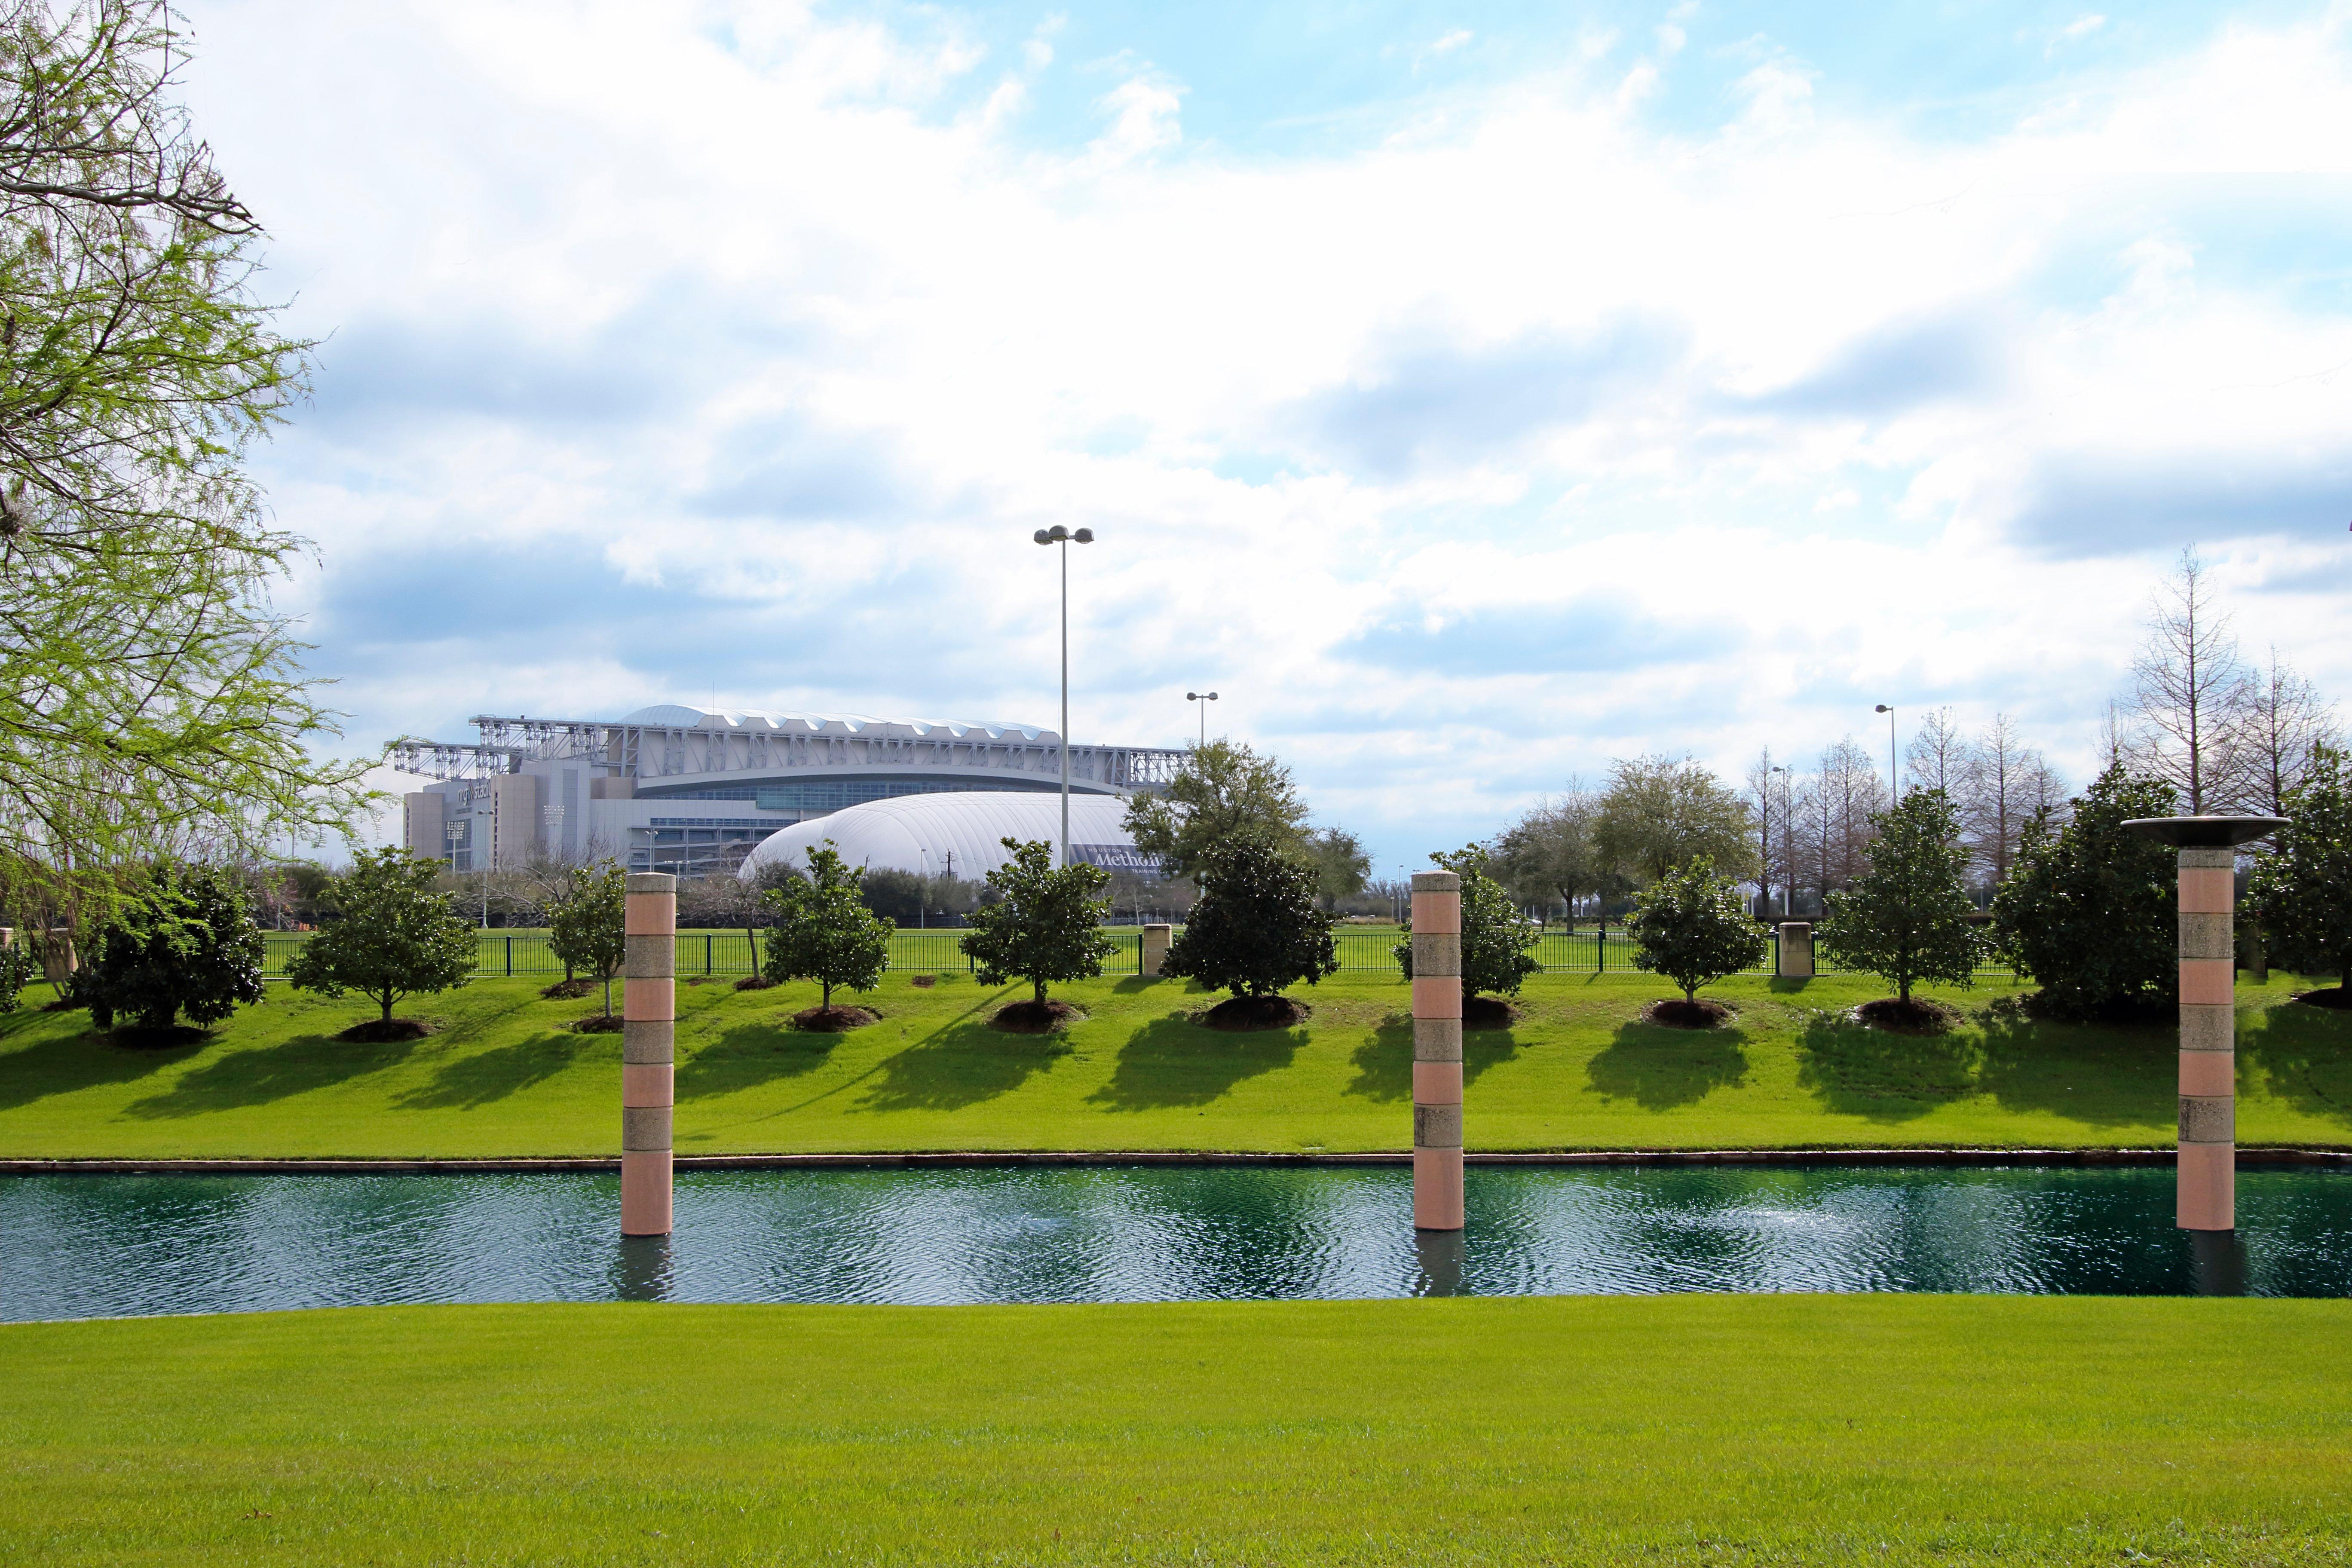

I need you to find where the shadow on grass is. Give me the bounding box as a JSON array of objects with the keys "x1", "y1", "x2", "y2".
[
  {"x1": 0, "y1": 1029, "x2": 199, "y2": 1111},
  {"x1": 676, "y1": 1021, "x2": 839, "y2": 1100},
  {"x1": 1344, "y1": 1013, "x2": 1523, "y2": 1103},
  {"x1": 394, "y1": 1036, "x2": 579, "y2": 1110},
  {"x1": 1972, "y1": 999, "x2": 2173, "y2": 1130},
  {"x1": 1110, "y1": 976, "x2": 1186, "y2": 996},
  {"x1": 2233, "y1": 998, "x2": 2352, "y2": 1128},
  {"x1": 1767, "y1": 977, "x2": 1814, "y2": 995},
  {"x1": 1087, "y1": 1011, "x2": 1303, "y2": 1111},
  {"x1": 121, "y1": 1034, "x2": 420, "y2": 1119},
  {"x1": 1792, "y1": 1010, "x2": 1977, "y2": 1122},
  {"x1": 858, "y1": 1023, "x2": 1073, "y2": 1113},
  {"x1": 1585, "y1": 1020, "x2": 1749, "y2": 1111}
]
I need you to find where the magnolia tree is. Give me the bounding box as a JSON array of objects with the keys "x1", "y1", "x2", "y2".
[
  {"x1": 1820, "y1": 790, "x2": 1982, "y2": 1006},
  {"x1": 960, "y1": 838, "x2": 1117, "y2": 1007},
  {"x1": 762, "y1": 842, "x2": 893, "y2": 1013},
  {"x1": 1162, "y1": 830, "x2": 1337, "y2": 999},
  {"x1": 286, "y1": 848, "x2": 475, "y2": 1031},
  {"x1": 1394, "y1": 847, "x2": 1540, "y2": 1001},
  {"x1": 1624, "y1": 857, "x2": 1766, "y2": 1003},
  {"x1": 1991, "y1": 765, "x2": 2178, "y2": 1018},
  {"x1": 548, "y1": 861, "x2": 627, "y2": 1014},
  {"x1": 79, "y1": 862, "x2": 265, "y2": 1033},
  {"x1": 2249, "y1": 746, "x2": 2352, "y2": 995}
]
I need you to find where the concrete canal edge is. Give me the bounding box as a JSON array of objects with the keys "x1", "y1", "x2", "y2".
[{"x1": 6, "y1": 1146, "x2": 2352, "y2": 1175}]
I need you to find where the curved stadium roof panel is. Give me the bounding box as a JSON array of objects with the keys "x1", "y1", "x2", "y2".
[
  {"x1": 618, "y1": 704, "x2": 1054, "y2": 743},
  {"x1": 736, "y1": 791, "x2": 1152, "y2": 883}
]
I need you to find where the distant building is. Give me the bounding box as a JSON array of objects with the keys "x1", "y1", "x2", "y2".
[{"x1": 395, "y1": 704, "x2": 1183, "y2": 877}]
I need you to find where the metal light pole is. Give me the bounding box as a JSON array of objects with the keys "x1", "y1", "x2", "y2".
[
  {"x1": 1186, "y1": 689, "x2": 1219, "y2": 747},
  {"x1": 1874, "y1": 704, "x2": 1898, "y2": 799},
  {"x1": 1033, "y1": 524, "x2": 1095, "y2": 867}
]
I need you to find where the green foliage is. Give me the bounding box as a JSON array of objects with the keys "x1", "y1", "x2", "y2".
[
  {"x1": 1819, "y1": 790, "x2": 1983, "y2": 1003},
  {"x1": 1394, "y1": 847, "x2": 1540, "y2": 999},
  {"x1": 761, "y1": 842, "x2": 894, "y2": 1010},
  {"x1": 1493, "y1": 786, "x2": 1616, "y2": 924},
  {"x1": 1162, "y1": 830, "x2": 1338, "y2": 998},
  {"x1": 959, "y1": 838, "x2": 1117, "y2": 1005},
  {"x1": 1625, "y1": 857, "x2": 1767, "y2": 1002},
  {"x1": 0, "y1": 4, "x2": 372, "y2": 900},
  {"x1": 1122, "y1": 740, "x2": 1311, "y2": 883},
  {"x1": 1592, "y1": 755, "x2": 1760, "y2": 885},
  {"x1": 284, "y1": 848, "x2": 474, "y2": 1026},
  {"x1": 856, "y1": 867, "x2": 927, "y2": 925},
  {"x1": 78, "y1": 861, "x2": 263, "y2": 1032},
  {"x1": 1991, "y1": 765, "x2": 2178, "y2": 1019},
  {"x1": 0, "y1": 931, "x2": 34, "y2": 1013},
  {"x1": 2248, "y1": 745, "x2": 2352, "y2": 988},
  {"x1": 1308, "y1": 825, "x2": 1371, "y2": 912},
  {"x1": 547, "y1": 861, "x2": 626, "y2": 1015}
]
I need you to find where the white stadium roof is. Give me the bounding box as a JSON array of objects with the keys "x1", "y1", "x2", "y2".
[
  {"x1": 736, "y1": 791, "x2": 1149, "y2": 883},
  {"x1": 619, "y1": 704, "x2": 1057, "y2": 743}
]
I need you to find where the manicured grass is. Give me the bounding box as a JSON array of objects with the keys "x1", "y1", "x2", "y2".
[
  {"x1": 2, "y1": 970, "x2": 2348, "y2": 1158},
  {"x1": 3, "y1": 1295, "x2": 2349, "y2": 1564}
]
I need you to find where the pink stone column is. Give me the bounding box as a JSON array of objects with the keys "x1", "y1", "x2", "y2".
[
  {"x1": 622, "y1": 872, "x2": 676, "y2": 1237},
  {"x1": 2176, "y1": 847, "x2": 2237, "y2": 1232},
  {"x1": 1411, "y1": 870, "x2": 1464, "y2": 1232}
]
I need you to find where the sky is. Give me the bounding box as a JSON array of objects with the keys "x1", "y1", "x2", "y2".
[{"x1": 175, "y1": 0, "x2": 2352, "y2": 874}]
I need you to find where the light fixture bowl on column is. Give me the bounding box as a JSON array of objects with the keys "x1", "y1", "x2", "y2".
[{"x1": 2121, "y1": 816, "x2": 2288, "y2": 848}]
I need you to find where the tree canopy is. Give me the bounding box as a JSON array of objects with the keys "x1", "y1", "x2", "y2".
[
  {"x1": 1162, "y1": 830, "x2": 1337, "y2": 998},
  {"x1": 1990, "y1": 765, "x2": 2177, "y2": 1019},
  {"x1": 960, "y1": 837, "x2": 1118, "y2": 1005},
  {"x1": 1395, "y1": 846, "x2": 1540, "y2": 1000},
  {"x1": 1625, "y1": 857, "x2": 1765, "y2": 1002},
  {"x1": 285, "y1": 848, "x2": 474, "y2": 1029},
  {"x1": 1492, "y1": 783, "x2": 1611, "y2": 924},
  {"x1": 762, "y1": 841, "x2": 894, "y2": 1011},
  {"x1": 1592, "y1": 756, "x2": 1758, "y2": 886},
  {"x1": 77, "y1": 859, "x2": 261, "y2": 1032},
  {"x1": 1123, "y1": 740, "x2": 1311, "y2": 884},
  {"x1": 2248, "y1": 745, "x2": 2352, "y2": 992},
  {"x1": 1817, "y1": 790, "x2": 1981, "y2": 1004},
  {"x1": 547, "y1": 861, "x2": 626, "y2": 1014}
]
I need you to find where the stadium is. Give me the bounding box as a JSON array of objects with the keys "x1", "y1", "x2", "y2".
[{"x1": 395, "y1": 705, "x2": 1184, "y2": 878}]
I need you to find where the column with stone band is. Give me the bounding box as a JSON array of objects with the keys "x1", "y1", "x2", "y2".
[
  {"x1": 622, "y1": 871, "x2": 676, "y2": 1237},
  {"x1": 1411, "y1": 869, "x2": 1464, "y2": 1231}
]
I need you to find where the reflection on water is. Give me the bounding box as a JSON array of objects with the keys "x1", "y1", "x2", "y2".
[{"x1": 4, "y1": 1164, "x2": 2349, "y2": 1322}]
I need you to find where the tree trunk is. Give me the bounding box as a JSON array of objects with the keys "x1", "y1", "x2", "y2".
[
  {"x1": 602, "y1": 976, "x2": 613, "y2": 1018},
  {"x1": 746, "y1": 926, "x2": 760, "y2": 980},
  {"x1": 379, "y1": 992, "x2": 394, "y2": 1026},
  {"x1": 823, "y1": 978, "x2": 833, "y2": 1010},
  {"x1": 1034, "y1": 978, "x2": 1047, "y2": 1005}
]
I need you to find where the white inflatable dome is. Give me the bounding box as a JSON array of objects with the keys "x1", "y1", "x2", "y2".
[{"x1": 735, "y1": 791, "x2": 1150, "y2": 882}]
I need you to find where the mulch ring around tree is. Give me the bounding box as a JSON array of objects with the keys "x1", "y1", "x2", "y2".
[
  {"x1": 1197, "y1": 995, "x2": 1311, "y2": 1032},
  {"x1": 1851, "y1": 997, "x2": 1966, "y2": 1035},
  {"x1": 793, "y1": 1004, "x2": 880, "y2": 1032},
  {"x1": 2295, "y1": 986, "x2": 2352, "y2": 1011},
  {"x1": 570, "y1": 1014, "x2": 625, "y2": 1034},
  {"x1": 539, "y1": 978, "x2": 595, "y2": 1001},
  {"x1": 989, "y1": 999, "x2": 1088, "y2": 1034},
  {"x1": 335, "y1": 1018, "x2": 438, "y2": 1044},
  {"x1": 103, "y1": 1024, "x2": 211, "y2": 1050},
  {"x1": 1638, "y1": 998, "x2": 1735, "y2": 1030},
  {"x1": 1464, "y1": 996, "x2": 1522, "y2": 1030},
  {"x1": 733, "y1": 975, "x2": 777, "y2": 992}
]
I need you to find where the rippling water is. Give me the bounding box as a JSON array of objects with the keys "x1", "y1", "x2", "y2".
[{"x1": 5, "y1": 1164, "x2": 2350, "y2": 1320}]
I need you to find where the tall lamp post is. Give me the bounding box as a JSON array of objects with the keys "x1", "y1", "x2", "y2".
[
  {"x1": 1874, "y1": 704, "x2": 1898, "y2": 800},
  {"x1": 1186, "y1": 689, "x2": 1219, "y2": 747},
  {"x1": 1033, "y1": 524, "x2": 1095, "y2": 867}
]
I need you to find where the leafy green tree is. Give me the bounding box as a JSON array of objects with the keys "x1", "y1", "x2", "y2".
[
  {"x1": 1493, "y1": 782, "x2": 1612, "y2": 927},
  {"x1": 1819, "y1": 789, "x2": 1982, "y2": 1004},
  {"x1": 1394, "y1": 847, "x2": 1541, "y2": 1000},
  {"x1": 1122, "y1": 740, "x2": 1311, "y2": 883},
  {"x1": 0, "y1": 931, "x2": 35, "y2": 1014},
  {"x1": 1162, "y1": 830, "x2": 1338, "y2": 998},
  {"x1": 78, "y1": 861, "x2": 263, "y2": 1031},
  {"x1": 548, "y1": 861, "x2": 626, "y2": 1015},
  {"x1": 285, "y1": 848, "x2": 475, "y2": 1028},
  {"x1": 2248, "y1": 745, "x2": 2352, "y2": 991},
  {"x1": 0, "y1": 3, "x2": 371, "y2": 909},
  {"x1": 761, "y1": 842, "x2": 893, "y2": 1010},
  {"x1": 856, "y1": 867, "x2": 927, "y2": 925},
  {"x1": 1624, "y1": 857, "x2": 1767, "y2": 1002},
  {"x1": 1308, "y1": 825, "x2": 1371, "y2": 913},
  {"x1": 1592, "y1": 756, "x2": 1759, "y2": 886},
  {"x1": 1991, "y1": 764, "x2": 2178, "y2": 1018},
  {"x1": 960, "y1": 837, "x2": 1118, "y2": 1005}
]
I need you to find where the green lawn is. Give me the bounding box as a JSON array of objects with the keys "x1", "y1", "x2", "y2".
[
  {"x1": 4, "y1": 968, "x2": 2349, "y2": 1158},
  {"x1": 4, "y1": 1295, "x2": 2348, "y2": 1564}
]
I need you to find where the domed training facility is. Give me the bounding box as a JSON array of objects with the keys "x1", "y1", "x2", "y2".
[
  {"x1": 392, "y1": 703, "x2": 1184, "y2": 877},
  {"x1": 735, "y1": 791, "x2": 1160, "y2": 883}
]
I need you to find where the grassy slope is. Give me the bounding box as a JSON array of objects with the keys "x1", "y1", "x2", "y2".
[
  {"x1": 2, "y1": 970, "x2": 2348, "y2": 1158},
  {"x1": 4, "y1": 1296, "x2": 2349, "y2": 1565}
]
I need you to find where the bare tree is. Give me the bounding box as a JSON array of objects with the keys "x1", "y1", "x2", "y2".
[
  {"x1": 1744, "y1": 750, "x2": 1796, "y2": 917},
  {"x1": 1794, "y1": 738, "x2": 1885, "y2": 902},
  {"x1": 1959, "y1": 714, "x2": 2062, "y2": 891},
  {"x1": 2240, "y1": 647, "x2": 2341, "y2": 816},
  {"x1": 2098, "y1": 697, "x2": 2132, "y2": 769},
  {"x1": 2130, "y1": 547, "x2": 2251, "y2": 813},
  {"x1": 1903, "y1": 707, "x2": 1971, "y2": 798}
]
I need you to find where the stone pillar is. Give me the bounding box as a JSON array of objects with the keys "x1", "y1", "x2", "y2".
[
  {"x1": 1142, "y1": 923, "x2": 1171, "y2": 977},
  {"x1": 1777, "y1": 922, "x2": 1814, "y2": 979},
  {"x1": 2176, "y1": 846, "x2": 2237, "y2": 1233},
  {"x1": 622, "y1": 872, "x2": 676, "y2": 1237},
  {"x1": 1411, "y1": 870, "x2": 1463, "y2": 1232}
]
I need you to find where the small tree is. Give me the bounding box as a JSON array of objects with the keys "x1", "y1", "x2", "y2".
[
  {"x1": 1162, "y1": 830, "x2": 1338, "y2": 998},
  {"x1": 960, "y1": 838, "x2": 1118, "y2": 1005},
  {"x1": 1820, "y1": 790, "x2": 1983, "y2": 1005},
  {"x1": 79, "y1": 863, "x2": 266, "y2": 1033},
  {"x1": 1625, "y1": 857, "x2": 1767, "y2": 1003},
  {"x1": 1394, "y1": 847, "x2": 1540, "y2": 1001},
  {"x1": 0, "y1": 934, "x2": 36, "y2": 1015},
  {"x1": 286, "y1": 848, "x2": 477, "y2": 1029},
  {"x1": 548, "y1": 861, "x2": 628, "y2": 1016},
  {"x1": 1991, "y1": 764, "x2": 2178, "y2": 1018},
  {"x1": 2248, "y1": 745, "x2": 2352, "y2": 992},
  {"x1": 1122, "y1": 740, "x2": 1313, "y2": 883},
  {"x1": 761, "y1": 842, "x2": 893, "y2": 1010}
]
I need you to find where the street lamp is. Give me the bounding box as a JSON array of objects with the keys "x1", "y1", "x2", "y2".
[
  {"x1": 1874, "y1": 704, "x2": 1898, "y2": 800},
  {"x1": 1185, "y1": 690, "x2": 1219, "y2": 748},
  {"x1": 1033, "y1": 524, "x2": 1096, "y2": 867}
]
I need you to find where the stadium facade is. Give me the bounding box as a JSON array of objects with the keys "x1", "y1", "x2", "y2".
[{"x1": 395, "y1": 704, "x2": 1184, "y2": 877}]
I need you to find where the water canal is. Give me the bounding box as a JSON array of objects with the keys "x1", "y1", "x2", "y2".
[{"x1": 6, "y1": 1164, "x2": 2349, "y2": 1321}]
